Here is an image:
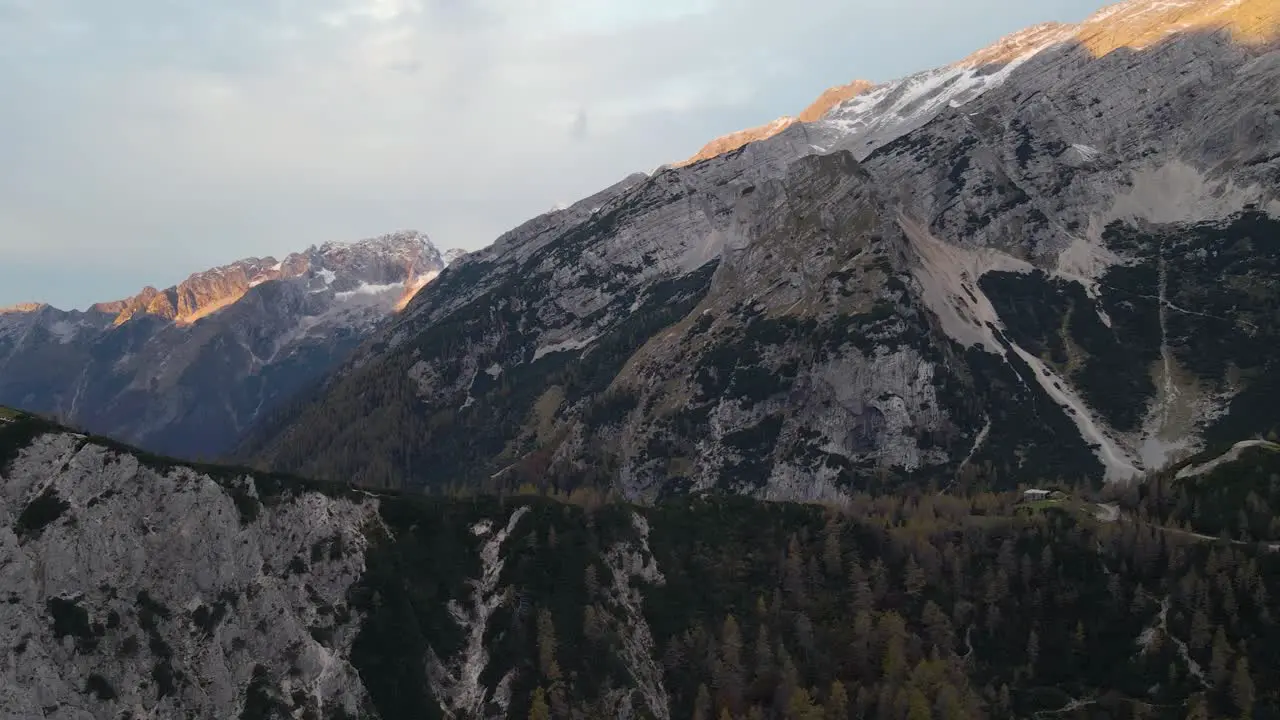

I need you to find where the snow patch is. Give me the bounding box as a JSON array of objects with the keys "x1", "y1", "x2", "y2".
[
  {"x1": 817, "y1": 30, "x2": 1063, "y2": 157},
  {"x1": 46, "y1": 320, "x2": 81, "y2": 344},
  {"x1": 532, "y1": 334, "x2": 599, "y2": 361},
  {"x1": 1071, "y1": 143, "x2": 1101, "y2": 160},
  {"x1": 334, "y1": 282, "x2": 404, "y2": 301}
]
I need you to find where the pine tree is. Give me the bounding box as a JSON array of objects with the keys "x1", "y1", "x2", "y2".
[
  {"x1": 694, "y1": 684, "x2": 712, "y2": 720},
  {"x1": 825, "y1": 680, "x2": 849, "y2": 720},
  {"x1": 583, "y1": 605, "x2": 603, "y2": 642},
  {"x1": 1190, "y1": 610, "x2": 1212, "y2": 650},
  {"x1": 823, "y1": 520, "x2": 844, "y2": 579},
  {"x1": 718, "y1": 614, "x2": 745, "y2": 712},
  {"x1": 788, "y1": 687, "x2": 823, "y2": 720},
  {"x1": 753, "y1": 625, "x2": 774, "y2": 682},
  {"x1": 905, "y1": 556, "x2": 926, "y2": 598},
  {"x1": 537, "y1": 609, "x2": 561, "y2": 680},
  {"x1": 1232, "y1": 657, "x2": 1256, "y2": 719},
  {"x1": 905, "y1": 688, "x2": 931, "y2": 720},
  {"x1": 529, "y1": 687, "x2": 550, "y2": 720},
  {"x1": 880, "y1": 612, "x2": 908, "y2": 681},
  {"x1": 922, "y1": 601, "x2": 954, "y2": 654},
  {"x1": 1210, "y1": 628, "x2": 1232, "y2": 686},
  {"x1": 722, "y1": 615, "x2": 743, "y2": 670}
]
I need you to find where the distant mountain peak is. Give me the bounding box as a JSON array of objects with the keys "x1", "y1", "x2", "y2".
[
  {"x1": 676, "y1": 0, "x2": 1275, "y2": 167},
  {"x1": 314, "y1": 229, "x2": 435, "y2": 256},
  {"x1": 0, "y1": 302, "x2": 45, "y2": 314},
  {"x1": 0, "y1": 228, "x2": 449, "y2": 459},
  {"x1": 75, "y1": 230, "x2": 446, "y2": 327}
]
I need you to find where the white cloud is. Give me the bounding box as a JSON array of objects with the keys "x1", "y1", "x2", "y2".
[{"x1": 0, "y1": 0, "x2": 1111, "y2": 308}]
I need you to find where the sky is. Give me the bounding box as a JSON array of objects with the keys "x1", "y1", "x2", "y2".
[{"x1": 0, "y1": 0, "x2": 1111, "y2": 309}]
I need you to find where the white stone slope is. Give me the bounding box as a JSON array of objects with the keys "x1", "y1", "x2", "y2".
[
  {"x1": 903, "y1": 217, "x2": 1142, "y2": 482},
  {"x1": 596, "y1": 513, "x2": 670, "y2": 720},
  {"x1": 426, "y1": 506, "x2": 529, "y2": 720},
  {"x1": 0, "y1": 431, "x2": 379, "y2": 719}
]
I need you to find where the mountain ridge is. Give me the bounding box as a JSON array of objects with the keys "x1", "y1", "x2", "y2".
[
  {"x1": 0, "y1": 231, "x2": 456, "y2": 460},
  {"x1": 678, "y1": 0, "x2": 1278, "y2": 167},
  {"x1": 242, "y1": 0, "x2": 1280, "y2": 500}
]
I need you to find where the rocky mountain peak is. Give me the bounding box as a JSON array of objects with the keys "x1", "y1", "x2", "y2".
[
  {"x1": 955, "y1": 21, "x2": 1075, "y2": 68},
  {"x1": 0, "y1": 229, "x2": 448, "y2": 459},
  {"x1": 306, "y1": 230, "x2": 443, "y2": 287},
  {"x1": 82, "y1": 231, "x2": 444, "y2": 328},
  {"x1": 678, "y1": 116, "x2": 800, "y2": 167},
  {"x1": 796, "y1": 79, "x2": 878, "y2": 123},
  {"x1": 677, "y1": 0, "x2": 1275, "y2": 168},
  {"x1": 1075, "y1": 0, "x2": 1279, "y2": 53},
  {"x1": 0, "y1": 303, "x2": 45, "y2": 315}
]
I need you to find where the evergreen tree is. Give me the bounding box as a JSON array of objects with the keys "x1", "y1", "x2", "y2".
[
  {"x1": 528, "y1": 687, "x2": 550, "y2": 720},
  {"x1": 1232, "y1": 657, "x2": 1256, "y2": 719},
  {"x1": 825, "y1": 680, "x2": 849, "y2": 720},
  {"x1": 694, "y1": 684, "x2": 712, "y2": 720}
]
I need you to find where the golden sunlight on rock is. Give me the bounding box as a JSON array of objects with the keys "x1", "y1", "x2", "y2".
[
  {"x1": 395, "y1": 271, "x2": 440, "y2": 312},
  {"x1": 677, "y1": 117, "x2": 798, "y2": 167},
  {"x1": 676, "y1": 0, "x2": 1277, "y2": 168},
  {"x1": 796, "y1": 79, "x2": 877, "y2": 123},
  {"x1": 1074, "y1": 0, "x2": 1280, "y2": 57}
]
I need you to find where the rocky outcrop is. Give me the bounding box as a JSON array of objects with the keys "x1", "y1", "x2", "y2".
[
  {"x1": 796, "y1": 80, "x2": 876, "y2": 123},
  {"x1": 678, "y1": 117, "x2": 799, "y2": 167},
  {"x1": 0, "y1": 232, "x2": 444, "y2": 460},
  {"x1": 0, "y1": 424, "x2": 378, "y2": 719},
  {"x1": 244, "y1": 0, "x2": 1280, "y2": 499}
]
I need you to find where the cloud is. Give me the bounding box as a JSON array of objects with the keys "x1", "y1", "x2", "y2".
[{"x1": 0, "y1": 0, "x2": 1111, "y2": 308}]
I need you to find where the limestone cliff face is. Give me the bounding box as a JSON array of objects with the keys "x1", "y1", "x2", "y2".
[
  {"x1": 0, "y1": 232, "x2": 444, "y2": 460},
  {"x1": 0, "y1": 428, "x2": 377, "y2": 719},
  {"x1": 245, "y1": 0, "x2": 1280, "y2": 499},
  {"x1": 0, "y1": 415, "x2": 672, "y2": 719}
]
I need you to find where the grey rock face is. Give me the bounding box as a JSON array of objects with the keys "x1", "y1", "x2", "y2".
[
  {"x1": 0, "y1": 420, "x2": 679, "y2": 719},
  {"x1": 0, "y1": 431, "x2": 377, "y2": 719},
  {"x1": 0, "y1": 232, "x2": 444, "y2": 460},
  {"x1": 245, "y1": 0, "x2": 1280, "y2": 498}
]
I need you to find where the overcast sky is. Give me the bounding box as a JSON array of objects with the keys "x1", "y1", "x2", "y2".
[{"x1": 0, "y1": 0, "x2": 1111, "y2": 309}]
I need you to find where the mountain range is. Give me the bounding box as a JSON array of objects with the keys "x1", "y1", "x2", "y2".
[
  {"x1": 239, "y1": 0, "x2": 1280, "y2": 500},
  {"x1": 0, "y1": 232, "x2": 451, "y2": 460},
  {"x1": 0, "y1": 0, "x2": 1276, "y2": 498},
  {"x1": 3, "y1": 0, "x2": 1280, "y2": 718}
]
